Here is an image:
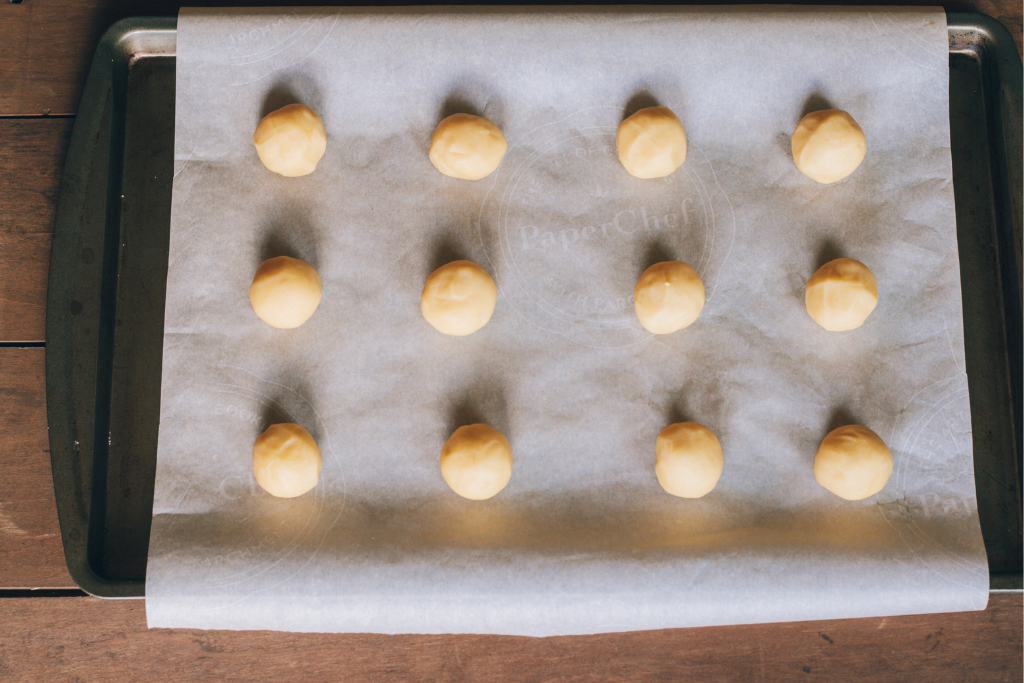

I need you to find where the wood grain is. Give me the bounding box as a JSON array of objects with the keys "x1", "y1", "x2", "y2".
[
  {"x1": 0, "y1": 593, "x2": 1018, "y2": 681},
  {"x1": 0, "y1": 349, "x2": 75, "y2": 589},
  {"x1": 0, "y1": 0, "x2": 1019, "y2": 117},
  {"x1": 0, "y1": 118, "x2": 73, "y2": 343},
  {"x1": 0, "y1": 5, "x2": 1018, "y2": 678}
]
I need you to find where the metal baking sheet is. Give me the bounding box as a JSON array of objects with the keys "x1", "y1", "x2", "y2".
[{"x1": 46, "y1": 13, "x2": 1021, "y2": 599}]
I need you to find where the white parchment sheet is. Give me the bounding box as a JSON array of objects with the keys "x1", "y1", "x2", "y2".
[{"x1": 148, "y1": 6, "x2": 988, "y2": 635}]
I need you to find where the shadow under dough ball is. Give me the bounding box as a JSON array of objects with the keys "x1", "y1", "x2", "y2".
[{"x1": 253, "y1": 103, "x2": 327, "y2": 177}]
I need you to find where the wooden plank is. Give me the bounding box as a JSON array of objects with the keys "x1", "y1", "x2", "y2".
[
  {"x1": 0, "y1": 118, "x2": 73, "y2": 343},
  {"x1": 0, "y1": 593, "x2": 1018, "y2": 681},
  {"x1": 0, "y1": 0, "x2": 1020, "y2": 117},
  {"x1": 0, "y1": 0, "x2": 111, "y2": 116},
  {"x1": 0, "y1": 348, "x2": 75, "y2": 588}
]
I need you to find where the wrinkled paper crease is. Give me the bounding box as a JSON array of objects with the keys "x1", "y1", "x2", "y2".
[{"x1": 147, "y1": 6, "x2": 988, "y2": 635}]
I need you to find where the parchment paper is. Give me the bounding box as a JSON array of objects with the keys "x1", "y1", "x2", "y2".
[{"x1": 148, "y1": 6, "x2": 989, "y2": 635}]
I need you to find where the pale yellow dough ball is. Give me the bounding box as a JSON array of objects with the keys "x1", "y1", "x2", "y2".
[
  {"x1": 791, "y1": 109, "x2": 866, "y2": 184},
  {"x1": 429, "y1": 113, "x2": 507, "y2": 180},
  {"x1": 616, "y1": 106, "x2": 687, "y2": 179},
  {"x1": 634, "y1": 261, "x2": 705, "y2": 334},
  {"x1": 655, "y1": 422, "x2": 724, "y2": 498},
  {"x1": 805, "y1": 258, "x2": 878, "y2": 332},
  {"x1": 253, "y1": 104, "x2": 327, "y2": 177},
  {"x1": 253, "y1": 423, "x2": 322, "y2": 498},
  {"x1": 421, "y1": 260, "x2": 497, "y2": 336},
  {"x1": 814, "y1": 424, "x2": 893, "y2": 501},
  {"x1": 250, "y1": 256, "x2": 322, "y2": 329},
  {"x1": 440, "y1": 424, "x2": 513, "y2": 500}
]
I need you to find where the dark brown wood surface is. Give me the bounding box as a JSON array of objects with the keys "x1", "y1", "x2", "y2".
[
  {"x1": 0, "y1": 349, "x2": 74, "y2": 588},
  {"x1": 0, "y1": 119, "x2": 72, "y2": 343},
  {"x1": 0, "y1": 594, "x2": 1019, "y2": 681},
  {"x1": 0, "y1": 1, "x2": 1020, "y2": 679}
]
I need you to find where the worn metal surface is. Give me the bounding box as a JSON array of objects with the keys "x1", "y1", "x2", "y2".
[
  {"x1": 46, "y1": 14, "x2": 1022, "y2": 598},
  {"x1": 47, "y1": 18, "x2": 176, "y2": 598}
]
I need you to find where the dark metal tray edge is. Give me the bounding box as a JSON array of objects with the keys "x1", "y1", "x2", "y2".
[
  {"x1": 47, "y1": 17, "x2": 177, "y2": 599},
  {"x1": 46, "y1": 12, "x2": 1022, "y2": 599}
]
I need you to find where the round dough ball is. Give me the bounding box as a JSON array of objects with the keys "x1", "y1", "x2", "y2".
[
  {"x1": 440, "y1": 424, "x2": 512, "y2": 500},
  {"x1": 250, "y1": 256, "x2": 322, "y2": 329},
  {"x1": 655, "y1": 422, "x2": 723, "y2": 498},
  {"x1": 805, "y1": 258, "x2": 878, "y2": 332},
  {"x1": 429, "y1": 113, "x2": 507, "y2": 180},
  {"x1": 616, "y1": 106, "x2": 687, "y2": 179},
  {"x1": 791, "y1": 109, "x2": 866, "y2": 184},
  {"x1": 634, "y1": 261, "x2": 705, "y2": 334},
  {"x1": 421, "y1": 260, "x2": 497, "y2": 336},
  {"x1": 253, "y1": 104, "x2": 327, "y2": 177},
  {"x1": 814, "y1": 424, "x2": 893, "y2": 501},
  {"x1": 253, "y1": 423, "x2": 322, "y2": 498}
]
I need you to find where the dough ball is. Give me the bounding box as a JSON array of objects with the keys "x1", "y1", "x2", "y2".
[
  {"x1": 814, "y1": 424, "x2": 893, "y2": 501},
  {"x1": 429, "y1": 113, "x2": 507, "y2": 180},
  {"x1": 805, "y1": 258, "x2": 878, "y2": 332},
  {"x1": 253, "y1": 423, "x2": 322, "y2": 498},
  {"x1": 791, "y1": 109, "x2": 866, "y2": 184},
  {"x1": 655, "y1": 422, "x2": 723, "y2": 498},
  {"x1": 616, "y1": 106, "x2": 687, "y2": 179},
  {"x1": 253, "y1": 104, "x2": 327, "y2": 177},
  {"x1": 421, "y1": 260, "x2": 497, "y2": 336},
  {"x1": 250, "y1": 256, "x2": 322, "y2": 329},
  {"x1": 634, "y1": 261, "x2": 705, "y2": 334},
  {"x1": 440, "y1": 424, "x2": 513, "y2": 500}
]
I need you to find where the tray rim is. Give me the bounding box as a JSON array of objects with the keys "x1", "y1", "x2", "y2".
[
  {"x1": 46, "y1": 16, "x2": 177, "y2": 599},
  {"x1": 46, "y1": 11, "x2": 1023, "y2": 599}
]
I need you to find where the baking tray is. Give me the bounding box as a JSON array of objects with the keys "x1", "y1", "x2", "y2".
[{"x1": 46, "y1": 13, "x2": 1022, "y2": 599}]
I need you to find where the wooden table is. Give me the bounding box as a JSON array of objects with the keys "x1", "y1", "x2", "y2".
[{"x1": 0, "y1": 2, "x2": 1020, "y2": 680}]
